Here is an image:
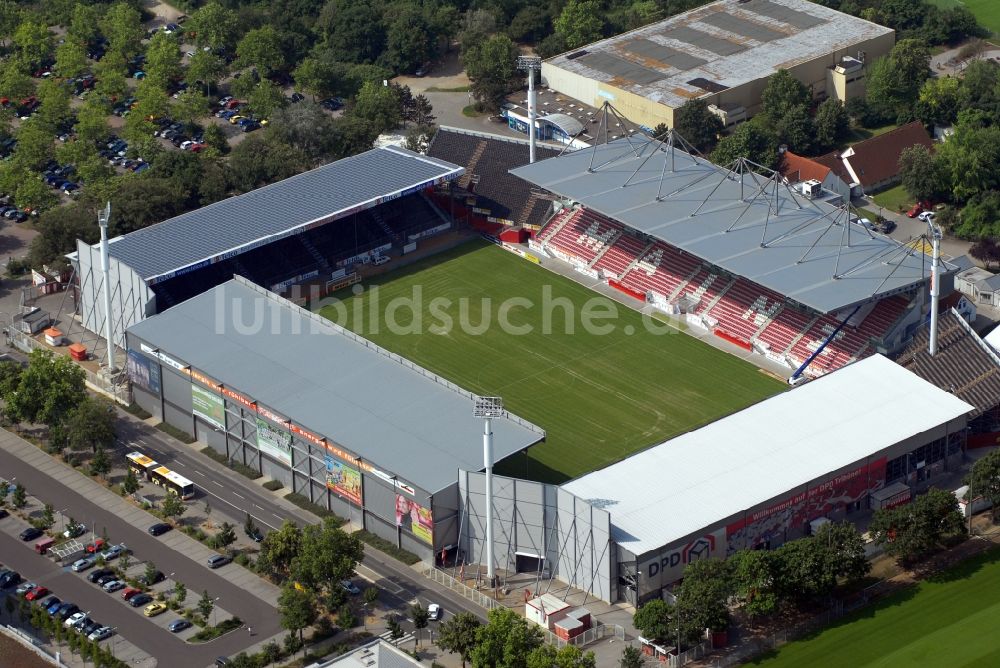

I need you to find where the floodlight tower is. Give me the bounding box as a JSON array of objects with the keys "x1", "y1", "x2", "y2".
[
  {"x1": 474, "y1": 395, "x2": 504, "y2": 587},
  {"x1": 517, "y1": 56, "x2": 542, "y2": 164},
  {"x1": 98, "y1": 202, "x2": 116, "y2": 372},
  {"x1": 928, "y1": 220, "x2": 942, "y2": 356}
]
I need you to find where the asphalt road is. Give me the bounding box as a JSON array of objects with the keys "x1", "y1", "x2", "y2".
[
  {"x1": 0, "y1": 445, "x2": 281, "y2": 665},
  {"x1": 114, "y1": 415, "x2": 489, "y2": 623}
]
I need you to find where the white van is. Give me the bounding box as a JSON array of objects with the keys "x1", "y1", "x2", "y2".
[{"x1": 372, "y1": 255, "x2": 390, "y2": 266}]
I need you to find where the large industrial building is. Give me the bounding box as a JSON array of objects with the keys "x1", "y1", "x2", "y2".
[
  {"x1": 125, "y1": 277, "x2": 544, "y2": 560},
  {"x1": 541, "y1": 0, "x2": 894, "y2": 130},
  {"x1": 457, "y1": 354, "x2": 973, "y2": 605}
]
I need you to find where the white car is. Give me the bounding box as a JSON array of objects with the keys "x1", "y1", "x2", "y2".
[
  {"x1": 15, "y1": 581, "x2": 36, "y2": 596},
  {"x1": 427, "y1": 603, "x2": 442, "y2": 621},
  {"x1": 70, "y1": 557, "x2": 95, "y2": 572},
  {"x1": 102, "y1": 580, "x2": 125, "y2": 593},
  {"x1": 64, "y1": 612, "x2": 87, "y2": 628},
  {"x1": 63, "y1": 524, "x2": 86, "y2": 539},
  {"x1": 88, "y1": 626, "x2": 114, "y2": 642},
  {"x1": 918, "y1": 211, "x2": 936, "y2": 223}
]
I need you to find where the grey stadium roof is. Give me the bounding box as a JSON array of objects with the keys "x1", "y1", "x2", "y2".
[
  {"x1": 512, "y1": 137, "x2": 938, "y2": 314},
  {"x1": 546, "y1": 0, "x2": 893, "y2": 110},
  {"x1": 96, "y1": 146, "x2": 463, "y2": 285},
  {"x1": 127, "y1": 277, "x2": 544, "y2": 494}
]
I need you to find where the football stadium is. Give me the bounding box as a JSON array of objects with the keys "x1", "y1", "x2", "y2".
[{"x1": 70, "y1": 124, "x2": 988, "y2": 604}]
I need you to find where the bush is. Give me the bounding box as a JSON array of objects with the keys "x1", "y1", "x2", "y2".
[
  {"x1": 263, "y1": 479, "x2": 283, "y2": 491},
  {"x1": 156, "y1": 422, "x2": 196, "y2": 444},
  {"x1": 189, "y1": 616, "x2": 243, "y2": 642},
  {"x1": 336, "y1": 604, "x2": 356, "y2": 629},
  {"x1": 234, "y1": 552, "x2": 252, "y2": 567},
  {"x1": 123, "y1": 402, "x2": 152, "y2": 420},
  {"x1": 284, "y1": 493, "x2": 347, "y2": 524},
  {"x1": 200, "y1": 447, "x2": 263, "y2": 479},
  {"x1": 355, "y1": 530, "x2": 420, "y2": 566}
]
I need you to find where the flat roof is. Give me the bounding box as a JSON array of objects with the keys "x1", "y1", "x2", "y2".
[
  {"x1": 89, "y1": 146, "x2": 462, "y2": 284},
  {"x1": 511, "y1": 137, "x2": 935, "y2": 313},
  {"x1": 127, "y1": 278, "x2": 544, "y2": 494},
  {"x1": 546, "y1": 0, "x2": 893, "y2": 110},
  {"x1": 563, "y1": 355, "x2": 973, "y2": 556}
]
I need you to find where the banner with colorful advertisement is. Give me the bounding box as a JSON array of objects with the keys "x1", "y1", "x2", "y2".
[
  {"x1": 191, "y1": 384, "x2": 224, "y2": 429},
  {"x1": 726, "y1": 457, "x2": 887, "y2": 551},
  {"x1": 325, "y1": 455, "x2": 361, "y2": 504},
  {"x1": 255, "y1": 417, "x2": 292, "y2": 465},
  {"x1": 127, "y1": 350, "x2": 160, "y2": 394},
  {"x1": 396, "y1": 494, "x2": 433, "y2": 544}
]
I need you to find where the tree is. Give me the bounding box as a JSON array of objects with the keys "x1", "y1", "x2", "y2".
[
  {"x1": 14, "y1": 174, "x2": 56, "y2": 212},
  {"x1": 773, "y1": 104, "x2": 815, "y2": 154},
  {"x1": 555, "y1": 0, "x2": 603, "y2": 50},
  {"x1": 411, "y1": 602, "x2": 429, "y2": 647},
  {"x1": 632, "y1": 598, "x2": 673, "y2": 643},
  {"x1": 711, "y1": 122, "x2": 778, "y2": 169},
  {"x1": 404, "y1": 125, "x2": 436, "y2": 153},
  {"x1": 387, "y1": 615, "x2": 404, "y2": 640},
  {"x1": 814, "y1": 98, "x2": 849, "y2": 150},
  {"x1": 41, "y1": 503, "x2": 54, "y2": 528},
  {"x1": 122, "y1": 468, "x2": 140, "y2": 496},
  {"x1": 470, "y1": 607, "x2": 544, "y2": 668},
  {"x1": 673, "y1": 99, "x2": 722, "y2": 153},
  {"x1": 161, "y1": 492, "x2": 186, "y2": 521},
  {"x1": 172, "y1": 90, "x2": 211, "y2": 128},
  {"x1": 144, "y1": 561, "x2": 158, "y2": 586},
  {"x1": 13, "y1": 121, "x2": 56, "y2": 171},
  {"x1": 382, "y1": 8, "x2": 432, "y2": 75},
  {"x1": 868, "y1": 487, "x2": 965, "y2": 564},
  {"x1": 65, "y1": 396, "x2": 116, "y2": 453},
  {"x1": 866, "y1": 40, "x2": 931, "y2": 123},
  {"x1": 676, "y1": 558, "x2": 733, "y2": 640},
  {"x1": 247, "y1": 81, "x2": 288, "y2": 119},
  {"x1": 54, "y1": 39, "x2": 88, "y2": 80},
  {"x1": 244, "y1": 512, "x2": 258, "y2": 538},
  {"x1": 351, "y1": 81, "x2": 401, "y2": 133},
  {"x1": 316, "y1": 0, "x2": 385, "y2": 64},
  {"x1": 268, "y1": 102, "x2": 341, "y2": 162},
  {"x1": 362, "y1": 586, "x2": 378, "y2": 607},
  {"x1": 89, "y1": 446, "x2": 111, "y2": 478},
  {"x1": 197, "y1": 589, "x2": 215, "y2": 621},
  {"x1": 728, "y1": 549, "x2": 778, "y2": 621},
  {"x1": 620, "y1": 645, "x2": 643, "y2": 668},
  {"x1": 293, "y1": 57, "x2": 338, "y2": 100},
  {"x1": 75, "y1": 100, "x2": 111, "y2": 146},
  {"x1": 188, "y1": 2, "x2": 239, "y2": 51},
  {"x1": 187, "y1": 51, "x2": 227, "y2": 98},
  {"x1": 0, "y1": 0, "x2": 21, "y2": 48},
  {"x1": 438, "y1": 611, "x2": 481, "y2": 667},
  {"x1": 13, "y1": 21, "x2": 53, "y2": 65},
  {"x1": 227, "y1": 136, "x2": 309, "y2": 193},
  {"x1": 235, "y1": 26, "x2": 285, "y2": 77},
  {"x1": 215, "y1": 522, "x2": 237, "y2": 550},
  {"x1": 970, "y1": 238, "x2": 1000, "y2": 270},
  {"x1": 899, "y1": 145, "x2": 946, "y2": 203},
  {"x1": 277, "y1": 584, "x2": 317, "y2": 651},
  {"x1": 257, "y1": 519, "x2": 303, "y2": 578},
  {"x1": 0, "y1": 479, "x2": 8, "y2": 507},
  {"x1": 67, "y1": 4, "x2": 102, "y2": 44},
  {"x1": 915, "y1": 76, "x2": 961, "y2": 128},
  {"x1": 464, "y1": 34, "x2": 520, "y2": 114},
  {"x1": 94, "y1": 52, "x2": 129, "y2": 102},
  {"x1": 288, "y1": 517, "x2": 364, "y2": 593},
  {"x1": 144, "y1": 32, "x2": 183, "y2": 89},
  {"x1": 813, "y1": 521, "x2": 870, "y2": 585},
  {"x1": 965, "y1": 448, "x2": 1000, "y2": 521},
  {"x1": 527, "y1": 645, "x2": 597, "y2": 668},
  {"x1": 761, "y1": 70, "x2": 810, "y2": 120},
  {"x1": 118, "y1": 552, "x2": 131, "y2": 574},
  {"x1": 100, "y1": 2, "x2": 144, "y2": 61},
  {"x1": 6, "y1": 349, "x2": 86, "y2": 427}
]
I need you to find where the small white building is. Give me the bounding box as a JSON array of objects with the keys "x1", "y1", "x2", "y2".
[{"x1": 956, "y1": 265, "x2": 1000, "y2": 308}]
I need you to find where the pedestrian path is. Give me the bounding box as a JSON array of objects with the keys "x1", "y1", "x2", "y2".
[{"x1": 378, "y1": 629, "x2": 415, "y2": 647}]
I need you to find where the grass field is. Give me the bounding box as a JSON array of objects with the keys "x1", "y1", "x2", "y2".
[
  {"x1": 930, "y1": 0, "x2": 1000, "y2": 36},
  {"x1": 871, "y1": 184, "x2": 912, "y2": 214},
  {"x1": 751, "y1": 547, "x2": 1000, "y2": 667},
  {"x1": 318, "y1": 242, "x2": 783, "y2": 483}
]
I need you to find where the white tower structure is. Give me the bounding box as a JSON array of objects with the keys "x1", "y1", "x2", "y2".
[{"x1": 474, "y1": 395, "x2": 504, "y2": 586}]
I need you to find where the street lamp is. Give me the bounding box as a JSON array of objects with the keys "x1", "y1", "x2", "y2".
[
  {"x1": 474, "y1": 396, "x2": 504, "y2": 587},
  {"x1": 927, "y1": 219, "x2": 942, "y2": 356},
  {"x1": 212, "y1": 596, "x2": 220, "y2": 626},
  {"x1": 516, "y1": 56, "x2": 542, "y2": 164}
]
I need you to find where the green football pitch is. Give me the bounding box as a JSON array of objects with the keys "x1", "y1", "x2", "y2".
[
  {"x1": 318, "y1": 241, "x2": 783, "y2": 483},
  {"x1": 751, "y1": 547, "x2": 1000, "y2": 667},
  {"x1": 929, "y1": 0, "x2": 1000, "y2": 36}
]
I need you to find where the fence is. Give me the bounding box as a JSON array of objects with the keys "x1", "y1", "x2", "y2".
[
  {"x1": 1, "y1": 625, "x2": 63, "y2": 666},
  {"x1": 424, "y1": 566, "x2": 501, "y2": 611}
]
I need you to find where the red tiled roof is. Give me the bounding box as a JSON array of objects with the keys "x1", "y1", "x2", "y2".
[
  {"x1": 779, "y1": 150, "x2": 831, "y2": 183},
  {"x1": 817, "y1": 121, "x2": 933, "y2": 189}
]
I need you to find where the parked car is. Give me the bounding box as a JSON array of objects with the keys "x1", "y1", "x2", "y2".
[
  {"x1": 918, "y1": 210, "x2": 936, "y2": 223},
  {"x1": 56, "y1": 603, "x2": 80, "y2": 620},
  {"x1": 245, "y1": 526, "x2": 264, "y2": 543},
  {"x1": 122, "y1": 587, "x2": 142, "y2": 601},
  {"x1": 427, "y1": 603, "x2": 441, "y2": 620},
  {"x1": 207, "y1": 554, "x2": 231, "y2": 569},
  {"x1": 148, "y1": 523, "x2": 171, "y2": 536},
  {"x1": 95, "y1": 573, "x2": 117, "y2": 586},
  {"x1": 139, "y1": 570, "x2": 164, "y2": 586},
  {"x1": 89, "y1": 626, "x2": 114, "y2": 641},
  {"x1": 340, "y1": 580, "x2": 361, "y2": 596},
  {"x1": 143, "y1": 602, "x2": 167, "y2": 617},
  {"x1": 45, "y1": 598, "x2": 64, "y2": 615},
  {"x1": 100, "y1": 544, "x2": 127, "y2": 561},
  {"x1": 25, "y1": 586, "x2": 49, "y2": 601},
  {"x1": 65, "y1": 612, "x2": 88, "y2": 628},
  {"x1": 0, "y1": 571, "x2": 22, "y2": 589},
  {"x1": 80, "y1": 619, "x2": 102, "y2": 636},
  {"x1": 19, "y1": 527, "x2": 43, "y2": 541},
  {"x1": 71, "y1": 557, "x2": 96, "y2": 572},
  {"x1": 15, "y1": 581, "x2": 36, "y2": 596},
  {"x1": 129, "y1": 593, "x2": 153, "y2": 608},
  {"x1": 87, "y1": 568, "x2": 114, "y2": 584},
  {"x1": 168, "y1": 619, "x2": 192, "y2": 633},
  {"x1": 84, "y1": 539, "x2": 106, "y2": 553},
  {"x1": 102, "y1": 580, "x2": 125, "y2": 593}
]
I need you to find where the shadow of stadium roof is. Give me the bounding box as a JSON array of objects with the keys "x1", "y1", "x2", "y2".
[
  {"x1": 87, "y1": 146, "x2": 463, "y2": 285},
  {"x1": 511, "y1": 137, "x2": 935, "y2": 314}
]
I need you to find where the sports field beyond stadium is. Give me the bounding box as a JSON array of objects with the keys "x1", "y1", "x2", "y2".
[
  {"x1": 318, "y1": 241, "x2": 782, "y2": 483},
  {"x1": 929, "y1": 0, "x2": 1000, "y2": 36},
  {"x1": 751, "y1": 547, "x2": 1000, "y2": 667}
]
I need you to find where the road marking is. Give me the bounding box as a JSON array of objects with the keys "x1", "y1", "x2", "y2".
[
  {"x1": 232, "y1": 492, "x2": 244, "y2": 500},
  {"x1": 272, "y1": 513, "x2": 283, "y2": 520},
  {"x1": 172, "y1": 461, "x2": 185, "y2": 467},
  {"x1": 193, "y1": 470, "x2": 206, "y2": 477},
  {"x1": 212, "y1": 481, "x2": 224, "y2": 487}
]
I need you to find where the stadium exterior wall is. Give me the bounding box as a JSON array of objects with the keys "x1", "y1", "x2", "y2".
[
  {"x1": 456, "y1": 471, "x2": 615, "y2": 604},
  {"x1": 624, "y1": 419, "x2": 967, "y2": 605},
  {"x1": 74, "y1": 239, "x2": 155, "y2": 351},
  {"x1": 125, "y1": 329, "x2": 489, "y2": 562}
]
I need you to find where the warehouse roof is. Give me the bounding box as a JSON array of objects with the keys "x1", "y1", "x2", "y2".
[
  {"x1": 88, "y1": 146, "x2": 462, "y2": 284},
  {"x1": 127, "y1": 278, "x2": 544, "y2": 494},
  {"x1": 563, "y1": 355, "x2": 973, "y2": 556},
  {"x1": 545, "y1": 0, "x2": 893, "y2": 110},
  {"x1": 511, "y1": 137, "x2": 940, "y2": 313}
]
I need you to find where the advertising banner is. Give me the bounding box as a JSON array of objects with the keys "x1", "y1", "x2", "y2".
[
  {"x1": 396, "y1": 494, "x2": 433, "y2": 544},
  {"x1": 191, "y1": 384, "x2": 224, "y2": 429},
  {"x1": 640, "y1": 528, "x2": 728, "y2": 590},
  {"x1": 726, "y1": 457, "x2": 887, "y2": 550},
  {"x1": 255, "y1": 417, "x2": 292, "y2": 466},
  {"x1": 127, "y1": 350, "x2": 161, "y2": 394},
  {"x1": 325, "y1": 455, "x2": 362, "y2": 505}
]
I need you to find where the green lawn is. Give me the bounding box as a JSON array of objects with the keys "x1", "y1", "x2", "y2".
[
  {"x1": 317, "y1": 242, "x2": 783, "y2": 483},
  {"x1": 751, "y1": 547, "x2": 1000, "y2": 667},
  {"x1": 871, "y1": 184, "x2": 913, "y2": 214},
  {"x1": 929, "y1": 0, "x2": 1000, "y2": 36}
]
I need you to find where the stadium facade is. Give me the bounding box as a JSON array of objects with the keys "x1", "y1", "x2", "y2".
[
  {"x1": 541, "y1": 0, "x2": 894, "y2": 130},
  {"x1": 125, "y1": 277, "x2": 544, "y2": 560}
]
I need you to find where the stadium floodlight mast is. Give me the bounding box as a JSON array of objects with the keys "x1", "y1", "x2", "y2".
[
  {"x1": 474, "y1": 395, "x2": 504, "y2": 587},
  {"x1": 98, "y1": 201, "x2": 116, "y2": 372},
  {"x1": 928, "y1": 219, "x2": 942, "y2": 356},
  {"x1": 517, "y1": 56, "x2": 542, "y2": 164}
]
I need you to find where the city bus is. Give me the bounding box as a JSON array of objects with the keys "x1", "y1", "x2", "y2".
[
  {"x1": 125, "y1": 451, "x2": 159, "y2": 482},
  {"x1": 151, "y1": 466, "x2": 195, "y2": 500}
]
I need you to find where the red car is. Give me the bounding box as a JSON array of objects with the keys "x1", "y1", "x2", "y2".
[
  {"x1": 122, "y1": 587, "x2": 142, "y2": 601},
  {"x1": 84, "y1": 539, "x2": 106, "y2": 554},
  {"x1": 25, "y1": 586, "x2": 49, "y2": 601},
  {"x1": 906, "y1": 203, "x2": 922, "y2": 218}
]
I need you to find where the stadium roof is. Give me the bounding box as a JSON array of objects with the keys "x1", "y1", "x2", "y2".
[
  {"x1": 127, "y1": 277, "x2": 544, "y2": 494},
  {"x1": 545, "y1": 0, "x2": 892, "y2": 110},
  {"x1": 92, "y1": 146, "x2": 463, "y2": 285},
  {"x1": 511, "y1": 136, "x2": 939, "y2": 313},
  {"x1": 562, "y1": 354, "x2": 973, "y2": 556}
]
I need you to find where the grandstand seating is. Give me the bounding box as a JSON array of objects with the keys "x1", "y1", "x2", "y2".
[
  {"x1": 544, "y1": 209, "x2": 624, "y2": 265},
  {"x1": 593, "y1": 233, "x2": 648, "y2": 278},
  {"x1": 705, "y1": 280, "x2": 786, "y2": 344},
  {"x1": 620, "y1": 242, "x2": 702, "y2": 299}
]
